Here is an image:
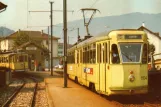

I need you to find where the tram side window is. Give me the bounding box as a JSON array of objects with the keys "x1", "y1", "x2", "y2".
[
  {"x1": 13, "y1": 56, "x2": 15, "y2": 62},
  {"x1": 16, "y1": 56, "x2": 18, "y2": 62},
  {"x1": 93, "y1": 50, "x2": 96, "y2": 63},
  {"x1": 102, "y1": 44, "x2": 105, "y2": 63},
  {"x1": 67, "y1": 52, "x2": 74, "y2": 63},
  {"x1": 89, "y1": 50, "x2": 92, "y2": 63},
  {"x1": 97, "y1": 44, "x2": 101, "y2": 63},
  {"x1": 83, "y1": 47, "x2": 87, "y2": 63},
  {"x1": 2, "y1": 57, "x2": 4, "y2": 63},
  {"x1": 83, "y1": 49, "x2": 85, "y2": 63},
  {"x1": 3, "y1": 57, "x2": 5, "y2": 63},
  {"x1": 5, "y1": 57, "x2": 7, "y2": 63},
  {"x1": 4, "y1": 57, "x2": 6, "y2": 63},
  {"x1": 93, "y1": 44, "x2": 96, "y2": 63},
  {"x1": 104, "y1": 43, "x2": 108, "y2": 63},
  {"x1": 9, "y1": 57, "x2": 12, "y2": 62},
  {"x1": 19, "y1": 56, "x2": 24, "y2": 62},
  {"x1": 25, "y1": 55, "x2": 28, "y2": 62},
  {"x1": 111, "y1": 44, "x2": 120, "y2": 64},
  {"x1": 102, "y1": 43, "x2": 108, "y2": 63},
  {"x1": 0, "y1": 57, "x2": 2, "y2": 63},
  {"x1": 6, "y1": 57, "x2": 8, "y2": 63},
  {"x1": 77, "y1": 51, "x2": 79, "y2": 63},
  {"x1": 87, "y1": 48, "x2": 89, "y2": 63},
  {"x1": 70, "y1": 52, "x2": 74, "y2": 63},
  {"x1": 142, "y1": 44, "x2": 147, "y2": 64},
  {"x1": 73, "y1": 52, "x2": 75, "y2": 63},
  {"x1": 80, "y1": 50, "x2": 82, "y2": 63},
  {"x1": 85, "y1": 44, "x2": 96, "y2": 64}
]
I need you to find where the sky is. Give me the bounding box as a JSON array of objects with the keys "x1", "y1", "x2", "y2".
[{"x1": 0, "y1": 0, "x2": 161, "y2": 31}]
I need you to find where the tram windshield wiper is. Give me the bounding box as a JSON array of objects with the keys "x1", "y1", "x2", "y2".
[{"x1": 121, "y1": 52, "x2": 132, "y2": 61}]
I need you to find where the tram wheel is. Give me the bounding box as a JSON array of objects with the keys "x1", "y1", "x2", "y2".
[
  {"x1": 89, "y1": 83, "x2": 96, "y2": 92},
  {"x1": 75, "y1": 77, "x2": 78, "y2": 83}
]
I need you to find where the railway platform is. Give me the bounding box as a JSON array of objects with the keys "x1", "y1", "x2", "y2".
[{"x1": 25, "y1": 71, "x2": 117, "y2": 107}]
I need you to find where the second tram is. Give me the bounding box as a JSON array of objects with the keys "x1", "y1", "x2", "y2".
[
  {"x1": 0, "y1": 52, "x2": 29, "y2": 72},
  {"x1": 67, "y1": 29, "x2": 148, "y2": 96}
]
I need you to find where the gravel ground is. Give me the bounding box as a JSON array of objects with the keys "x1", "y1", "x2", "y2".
[{"x1": 34, "y1": 82, "x2": 49, "y2": 107}]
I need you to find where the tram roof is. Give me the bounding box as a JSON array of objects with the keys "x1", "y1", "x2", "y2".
[
  {"x1": 68, "y1": 29, "x2": 146, "y2": 50},
  {"x1": 0, "y1": 51, "x2": 27, "y2": 56}
]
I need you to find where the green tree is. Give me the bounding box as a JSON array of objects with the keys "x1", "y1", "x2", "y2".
[
  {"x1": 14, "y1": 32, "x2": 30, "y2": 47},
  {"x1": 148, "y1": 43, "x2": 155, "y2": 55}
]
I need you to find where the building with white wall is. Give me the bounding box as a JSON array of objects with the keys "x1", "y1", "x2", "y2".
[{"x1": 138, "y1": 26, "x2": 161, "y2": 60}]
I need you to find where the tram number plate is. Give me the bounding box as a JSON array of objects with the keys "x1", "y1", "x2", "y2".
[{"x1": 141, "y1": 76, "x2": 147, "y2": 80}]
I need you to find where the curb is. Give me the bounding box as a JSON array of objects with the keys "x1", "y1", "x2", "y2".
[{"x1": 45, "y1": 79, "x2": 55, "y2": 107}]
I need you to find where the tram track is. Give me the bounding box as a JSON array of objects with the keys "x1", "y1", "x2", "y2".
[
  {"x1": 9, "y1": 78, "x2": 37, "y2": 107},
  {"x1": 1, "y1": 77, "x2": 38, "y2": 107},
  {"x1": 0, "y1": 78, "x2": 25, "y2": 107},
  {"x1": 1, "y1": 81, "x2": 25, "y2": 107},
  {"x1": 29, "y1": 77, "x2": 38, "y2": 107},
  {"x1": 8, "y1": 72, "x2": 49, "y2": 107}
]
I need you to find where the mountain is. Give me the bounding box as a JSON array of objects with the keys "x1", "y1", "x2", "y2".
[
  {"x1": 47, "y1": 12, "x2": 161, "y2": 44},
  {"x1": 0, "y1": 27, "x2": 15, "y2": 36}
]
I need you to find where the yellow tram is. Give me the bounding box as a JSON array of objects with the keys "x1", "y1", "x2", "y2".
[
  {"x1": 0, "y1": 52, "x2": 29, "y2": 72},
  {"x1": 67, "y1": 29, "x2": 148, "y2": 96}
]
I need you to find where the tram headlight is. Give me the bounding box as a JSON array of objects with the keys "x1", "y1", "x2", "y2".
[
  {"x1": 128, "y1": 74, "x2": 135, "y2": 82},
  {"x1": 130, "y1": 70, "x2": 133, "y2": 74}
]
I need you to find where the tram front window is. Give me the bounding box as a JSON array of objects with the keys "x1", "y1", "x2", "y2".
[{"x1": 119, "y1": 44, "x2": 141, "y2": 63}]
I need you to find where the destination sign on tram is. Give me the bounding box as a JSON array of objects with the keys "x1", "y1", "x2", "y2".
[{"x1": 125, "y1": 35, "x2": 142, "y2": 39}]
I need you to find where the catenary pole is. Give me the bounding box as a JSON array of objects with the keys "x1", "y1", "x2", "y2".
[
  {"x1": 50, "y1": 1, "x2": 54, "y2": 76},
  {"x1": 63, "y1": 0, "x2": 68, "y2": 87},
  {"x1": 48, "y1": 26, "x2": 50, "y2": 71}
]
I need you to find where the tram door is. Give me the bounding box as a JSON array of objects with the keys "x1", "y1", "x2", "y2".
[
  {"x1": 98, "y1": 42, "x2": 109, "y2": 93},
  {"x1": 76, "y1": 49, "x2": 82, "y2": 83}
]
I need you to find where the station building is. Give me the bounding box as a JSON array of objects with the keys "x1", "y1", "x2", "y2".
[{"x1": 0, "y1": 29, "x2": 60, "y2": 71}]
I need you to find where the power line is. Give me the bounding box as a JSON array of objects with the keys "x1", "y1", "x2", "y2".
[
  {"x1": 90, "y1": 0, "x2": 100, "y2": 8},
  {"x1": 29, "y1": 10, "x2": 74, "y2": 13},
  {"x1": 27, "y1": 25, "x2": 63, "y2": 28}
]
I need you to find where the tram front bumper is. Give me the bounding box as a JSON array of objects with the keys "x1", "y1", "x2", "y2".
[{"x1": 109, "y1": 86, "x2": 148, "y2": 95}]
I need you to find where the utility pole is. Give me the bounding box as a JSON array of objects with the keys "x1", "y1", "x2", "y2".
[
  {"x1": 63, "y1": 0, "x2": 67, "y2": 87},
  {"x1": 28, "y1": 1, "x2": 73, "y2": 77},
  {"x1": 48, "y1": 26, "x2": 51, "y2": 71},
  {"x1": 50, "y1": 1, "x2": 54, "y2": 76},
  {"x1": 69, "y1": 27, "x2": 80, "y2": 42}
]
